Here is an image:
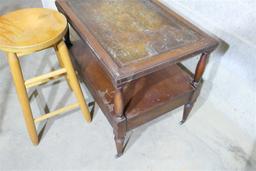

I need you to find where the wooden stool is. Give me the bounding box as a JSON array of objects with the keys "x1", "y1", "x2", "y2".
[{"x1": 0, "y1": 8, "x2": 91, "y2": 145}]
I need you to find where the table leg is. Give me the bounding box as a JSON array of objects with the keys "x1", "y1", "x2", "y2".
[
  {"x1": 114, "y1": 87, "x2": 124, "y2": 118},
  {"x1": 64, "y1": 26, "x2": 73, "y2": 49},
  {"x1": 113, "y1": 87, "x2": 126, "y2": 157},
  {"x1": 114, "y1": 123, "x2": 126, "y2": 157},
  {"x1": 181, "y1": 52, "x2": 210, "y2": 124}
]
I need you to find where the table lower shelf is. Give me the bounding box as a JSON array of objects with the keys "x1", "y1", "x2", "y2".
[{"x1": 70, "y1": 40, "x2": 196, "y2": 130}]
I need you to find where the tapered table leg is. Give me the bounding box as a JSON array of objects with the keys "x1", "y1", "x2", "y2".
[
  {"x1": 114, "y1": 124, "x2": 126, "y2": 157},
  {"x1": 181, "y1": 52, "x2": 210, "y2": 124},
  {"x1": 113, "y1": 87, "x2": 126, "y2": 157}
]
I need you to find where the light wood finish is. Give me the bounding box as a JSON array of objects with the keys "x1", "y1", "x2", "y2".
[
  {"x1": 7, "y1": 53, "x2": 39, "y2": 145},
  {"x1": 0, "y1": 8, "x2": 91, "y2": 145},
  {"x1": 54, "y1": 45, "x2": 64, "y2": 67},
  {"x1": 56, "y1": 41, "x2": 91, "y2": 122},
  {"x1": 0, "y1": 8, "x2": 67, "y2": 53},
  {"x1": 25, "y1": 68, "x2": 67, "y2": 88},
  {"x1": 54, "y1": 45, "x2": 73, "y2": 90},
  {"x1": 34, "y1": 102, "x2": 79, "y2": 123}
]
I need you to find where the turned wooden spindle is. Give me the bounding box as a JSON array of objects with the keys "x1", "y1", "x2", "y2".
[
  {"x1": 114, "y1": 87, "x2": 124, "y2": 119},
  {"x1": 181, "y1": 52, "x2": 210, "y2": 124},
  {"x1": 113, "y1": 87, "x2": 126, "y2": 157},
  {"x1": 193, "y1": 52, "x2": 210, "y2": 85}
]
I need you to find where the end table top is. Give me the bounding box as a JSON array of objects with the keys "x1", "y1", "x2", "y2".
[{"x1": 56, "y1": 0, "x2": 218, "y2": 87}]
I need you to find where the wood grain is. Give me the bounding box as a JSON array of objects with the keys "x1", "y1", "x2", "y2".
[
  {"x1": 70, "y1": 40, "x2": 195, "y2": 129},
  {"x1": 56, "y1": 0, "x2": 219, "y2": 87},
  {"x1": 0, "y1": 8, "x2": 67, "y2": 53}
]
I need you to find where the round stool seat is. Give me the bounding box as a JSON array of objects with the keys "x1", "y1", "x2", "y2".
[{"x1": 0, "y1": 8, "x2": 67, "y2": 53}]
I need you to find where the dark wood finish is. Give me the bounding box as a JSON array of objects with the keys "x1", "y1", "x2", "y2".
[
  {"x1": 70, "y1": 40, "x2": 200, "y2": 155},
  {"x1": 114, "y1": 87, "x2": 124, "y2": 119},
  {"x1": 181, "y1": 53, "x2": 209, "y2": 124},
  {"x1": 113, "y1": 120, "x2": 126, "y2": 157},
  {"x1": 56, "y1": 0, "x2": 218, "y2": 87},
  {"x1": 64, "y1": 26, "x2": 73, "y2": 48},
  {"x1": 56, "y1": 0, "x2": 219, "y2": 156},
  {"x1": 194, "y1": 53, "x2": 210, "y2": 84}
]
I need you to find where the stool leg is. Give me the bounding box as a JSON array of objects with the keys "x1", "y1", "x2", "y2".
[
  {"x1": 54, "y1": 46, "x2": 64, "y2": 67},
  {"x1": 54, "y1": 46, "x2": 73, "y2": 91},
  {"x1": 7, "y1": 53, "x2": 38, "y2": 145},
  {"x1": 56, "y1": 41, "x2": 91, "y2": 122}
]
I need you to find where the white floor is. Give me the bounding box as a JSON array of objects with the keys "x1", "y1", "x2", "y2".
[{"x1": 0, "y1": 1, "x2": 255, "y2": 171}]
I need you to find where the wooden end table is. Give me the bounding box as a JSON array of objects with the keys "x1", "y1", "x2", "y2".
[{"x1": 56, "y1": 0, "x2": 219, "y2": 156}]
